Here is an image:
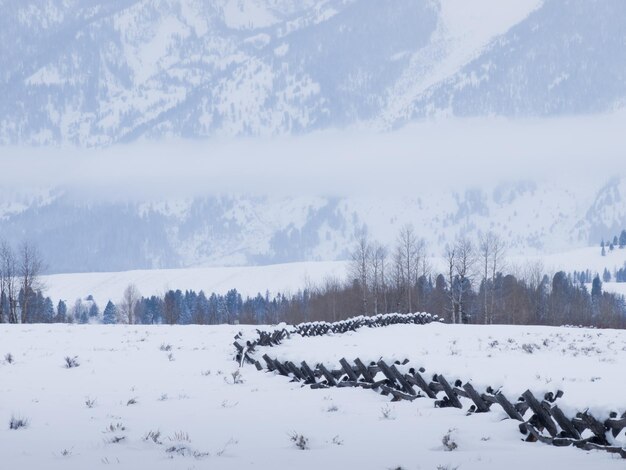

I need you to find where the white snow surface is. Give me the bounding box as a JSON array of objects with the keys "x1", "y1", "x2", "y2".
[
  {"x1": 0, "y1": 322, "x2": 624, "y2": 469},
  {"x1": 42, "y1": 261, "x2": 347, "y2": 305}
]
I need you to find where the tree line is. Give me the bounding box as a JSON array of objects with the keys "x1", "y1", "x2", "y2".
[{"x1": 2, "y1": 230, "x2": 626, "y2": 329}]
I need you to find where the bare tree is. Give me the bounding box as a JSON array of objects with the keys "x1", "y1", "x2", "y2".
[
  {"x1": 349, "y1": 234, "x2": 371, "y2": 315},
  {"x1": 395, "y1": 224, "x2": 426, "y2": 313},
  {"x1": 369, "y1": 243, "x2": 387, "y2": 315},
  {"x1": 120, "y1": 283, "x2": 141, "y2": 324},
  {"x1": 453, "y1": 237, "x2": 476, "y2": 324},
  {"x1": 479, "y1": 232, "x2": 505, "y2": 324},
  {"x1": 0, "y1": 241, "x2": 19, "y2": 323},
  {"x1": 444, "y1": 243, "x2": 457, "y2": 323},
  {"x1": 18, "y1": 241, "x2": 44, "y2": 324}
]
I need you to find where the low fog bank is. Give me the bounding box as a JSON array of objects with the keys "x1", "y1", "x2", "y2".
[{"x1": 1, "y1": 112, "x2": 625, "y2": 201}]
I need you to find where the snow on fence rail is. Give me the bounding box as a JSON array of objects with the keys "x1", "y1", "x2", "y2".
[
  {"x1": 232, "y1": 313, "x2": 626, "y2": 459},
  {"x1": 233, "y1": 312, "x2": 441, "y2": 361}
]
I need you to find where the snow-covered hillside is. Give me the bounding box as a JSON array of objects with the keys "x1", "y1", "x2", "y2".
[
  {"x1": 3, "y1": 0, "x2": 625, "y2": 144},
  {"x1": 0, "y1": 323, "x2": 624, "y2": 469},
  {"x1": 40, "y1": 244, "x2": 626, "y2": 307},
  {"x1": 0, "y1": 173, "x2": 624, "y2": 273}
]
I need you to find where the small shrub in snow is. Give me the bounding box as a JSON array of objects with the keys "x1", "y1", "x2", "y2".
[
  {"x1": 85, "y1": 397, "x2": 96, "y2": 408},
  {"x1": 442, "y1": 429, "x2": 458, "y2": 451},
  {"x1": 167, "y1": 353, "x2": 175, "y2": 361},
  {"x1": 380, "y1": 405, "x2": 395, "y2": 420},
  {"x1": 159, "y1": 343, "x2": 172, "y2": 352},
  {"x1": 143, "y1": 430, "x2": 162, "y2": 445},
  {"x1": 9, "y1": 415, "x2": 28, "y2": 430},
  {"x1": 215, "y1": 437, "x2": 238, "y2": 457},
  {"x1": 60, "y1": 448, "x2": 72, "y2": 457},
  {"x1": 326, "y1": 404, "x2": 339, "y2": 412},
  {"x1": 331, "y1": 435, "x2": 344, "y2": 446},
  {"x1": 158, "y1": 393, "x2": 168, "y2": 401},
  {"x1": 104, "y1": 422, "x2": 126, "y2": 433},
  {"x1": 64, "y1": 356, "x2": 80, "y2": 368},
  {"x1": 289, "y1": 432, "x2": 309, "y2": 450},
  {"x1": 224, "y1": 370, "x2": 244, "y2": 384},
  {"x1": 522, "y1": 343, "x2": 538, "y2": 354},
  {"x1": 107, "y1": 436, "x2": 126, "y2": 444},
  {"x1": 126, "y1": 397, "x2": 138, "y2": 406},
  {"x1": 168, "y1": 431, "x2": 191, "y2": 443},
  {"x1": 4, "y1": 353, "x2": 14, "y2": 364},
  {"x1": 201, "y1": 369, "x2": 211, "y2": 376},
  {"x1": 437, "y1": 466, "x2": 459, "y2": 470}
]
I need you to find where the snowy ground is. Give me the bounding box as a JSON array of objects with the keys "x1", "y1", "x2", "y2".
[
  {"x1": 42, "y1": 261, "x2": 347, "y2": 306},
  {"x1": 1, "y1": 323, "x2": 625, "y2": 469}
]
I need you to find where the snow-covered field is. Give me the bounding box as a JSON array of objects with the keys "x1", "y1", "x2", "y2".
[
  {"x1": 1, "y1": 322, "x2": 625, "y2": 469},
  {"x1": 42, "y1": 261, "x2": 347, "y2": 306}
]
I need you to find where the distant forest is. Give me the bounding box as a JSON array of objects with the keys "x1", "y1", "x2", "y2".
[{"x1": 2, "y1": 228, "x2": 626, "y2": 329}]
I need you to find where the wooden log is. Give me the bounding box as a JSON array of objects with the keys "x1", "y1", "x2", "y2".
[
  {"x1": 389, "y1": 364, "x2": 416, "y2": 395},
  {"x1": 339, "y1": 358, "x2": 359, "y2": 382},
  {"x1": 274, "y1": 360, "x2": 292, "y2": 377},
  {"x1": 262, "y1": 354, "x2": 276, "y2": 372},
  {"x1": 436, "y1": 375, "x2": 462, "y2": 409},
  {"x1": 605, "y1": 412, "x2": 626, "y2": 438},
  {"x1": 463, "y1": 383, "x2": 490, "y2": 412},
  {"x1": 300, "y1": 361, "x2": 317, "y2": 384},
  {"x1": 317, "y1": 363, "x2": 337, "y2": 386},
  {"x1": 380, "y1": 385, "x2": 418, "y2": 402},
  {"x1": 493, "y1": 392, "x2": 524, "y2": 421},
  {"x1": 354, "y1": 358, "x2": 375, "y2": 382},
  {"x1": 377, "y1": 360, "x2": 399, "y2": 387},
  {"x1": 522, "y1": 390, "x2": 558, "y2": 437},
  {"x1": 285, "y1": 361, "x2": 305, "y2": 381},
  {"x1": 405, "y1": 372, "x2": 437, "y2": 399},
  {"x1": 253, "y1": 360, "x2": 263, "y2": 371},
  {"x1": 578, "y1": 412, "x2": 609, "y2": 445},
  {"x1": 550, "y1": 405, "x2": 581, "y2": 439}
]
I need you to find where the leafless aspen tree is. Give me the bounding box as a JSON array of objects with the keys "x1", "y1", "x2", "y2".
[
  {"x1": 350, "y1": 234, "x2": 371, "y2": 315},
  {"x1": 19, "y1": 241, "x2": 44, "y2": 324},
  {"x1": 479, "y1": 232, "x2": 506, "y2": 324},
  {"x1": 1, "y1": 241, "x2": 19, "y2": 323},
  {"x1": 120, "y1": 283, "x2": 141, "y2": 324}
]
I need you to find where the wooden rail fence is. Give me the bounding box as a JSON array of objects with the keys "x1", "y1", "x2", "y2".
[{"x1": 232, "y1": 313, "x2": 625, "y2": 459}]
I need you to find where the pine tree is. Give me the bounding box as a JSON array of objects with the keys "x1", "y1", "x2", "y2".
[
  {"x1": 591, "y1": 275, "x2": 602, "y2": 300},
  {"x1": 103, "y1": 301, "x2": 117, "y2": 325},
  {"x1": 56, "y1": 300, "x2": 67, "y2": 323},
  {"x1": 620, "y1": 230, "x2": 626, "y2": 249},
  {"x1": 43, "y1": 297, "x2": 55, "y2": 323},
  {"x1": 603, "y1": 268, "x2": 612, "y2": 283},
  {"x1": 601, "y1": 240, "x2": 606, "y2": 256}
]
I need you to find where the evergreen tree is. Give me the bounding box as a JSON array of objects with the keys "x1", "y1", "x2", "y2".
[
  {"x1": 591, "y1": 275, "x2": 602, "y2": 300},
  {"x1": 603, "y1": 268, "x2": 612, "y2": 283},
  {"x1": 89, "y1": 302, "x2": 100, "y2": 320},
  {"x1": 601, "y1": 240, "x2": 606, "y2": 256},
  {"x1": 620, "y1": 230, "x2": 626, "y2": 249},
  {"x1": 56, "y1": 300, "x2": 67, "y2": 323},
  {"x1": 43, "y1": 297, "x2": 55, "y2": 322},
  {"x1": 103, "y1": 301, "x2": 117, "y2": 324}
]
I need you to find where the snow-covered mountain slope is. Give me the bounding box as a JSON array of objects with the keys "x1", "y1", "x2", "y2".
[
  {"x1": 3, "y1": 0, "x2": 623, "y2": 145},
  {"x1": 3, "y1": 174, "x2": 626, "y2": 274},
  {"x1": 394, "y1": 0, "x2": 626, "y2": 124}
]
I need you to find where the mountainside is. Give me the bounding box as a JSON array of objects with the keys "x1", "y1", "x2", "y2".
[
  {"x1": 1, "y1": 176, "x2": 625, "y2": 273},
  {"x1": 3, "y1": 0, "x2": 625, "y2": 145}
]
